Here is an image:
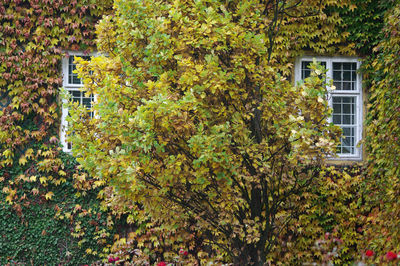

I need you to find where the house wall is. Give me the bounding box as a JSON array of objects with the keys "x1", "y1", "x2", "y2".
[{"x1": 0, "y1": 1, "x2": 117, "y2": 264}]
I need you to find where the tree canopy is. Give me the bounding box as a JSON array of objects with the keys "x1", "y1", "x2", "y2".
[{"x1": 68, "y1": 0, "x2": 359, "y2": 264}]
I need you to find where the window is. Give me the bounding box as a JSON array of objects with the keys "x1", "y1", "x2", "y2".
[
  {"x1": 295, "y1": 57, "x2": 363, "y2": 160},
  {"x1": 60, "y1": 52, "x2": 93, "y2": 152}
]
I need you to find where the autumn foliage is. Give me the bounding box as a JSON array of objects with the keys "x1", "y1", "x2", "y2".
[
  {"x1": 0, "y1": 0, "x2": 121, "y2": 264},
  {"x1": 362, "y1": 3, "x2": 400, "y2": 263},
  {"x1": 1, "y1": 0, "x2": 400, "y2": 264},
  {"x1": 68, "y1": 0, "x2": 365, "y2": 264}
]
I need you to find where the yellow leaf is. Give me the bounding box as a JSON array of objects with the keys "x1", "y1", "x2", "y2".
[
  {"x1": 32, "y1": 188, "x2": 39, "y2": 195},
  {"x1": 45, "y1": 191, "x2": 54, "y2": 200},
  {"x1": 30, "y1": 175, "x2": 37, "y2": 182},
  {"x1": 18, "y1": 156, "x2": 27, "y2": 166},
  {"x1": 2, "y1": 149, "x2": 12, "y2": 158},
  {"x1": 39, "y1": 176, "x2": 47, "y2": 184},
  {"x1": 6, "y1": 195, "x2": 13, "y2": 204},
  {"x1": 25, "y1": 148, "x2": 34, "y2": 159},
  {"x1": 94, "y1": 180, "x2": 105, "y2": 188},
  {"x1": 59, "y1": 170, "x2": 67, "y2": 176},
  {"x1": 349, "y1": 4, "x2": 356, "y2": 11}
]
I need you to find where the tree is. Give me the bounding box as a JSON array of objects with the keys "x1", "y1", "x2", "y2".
[{"x1": 68, "y1": 0, "x2": 355, "y2": 264}]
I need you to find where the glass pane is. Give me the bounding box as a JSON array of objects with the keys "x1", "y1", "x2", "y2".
[
  {"x1": 342, "y1": 97, "x2": 352, "y2": 103},
  {"x1": 333, "y1": 114, "x2": 341, "y2": 124},
  {"x1": 333, "y1": 62, "x2": 341, "y2": 70},
  {"x1": 82, "y1": 98, "x2": 92, "y2": 108},
  {"x1": 343, "y1": 115, "x2": 351, "y2": 124},
  {"x1": 343, "y1": 103, "x2": 351, "y2": 114},
  {"x1": 342, "y1": 127, "x2": 351, "y2": 136},
  {"x1": 333, "y1": 103, "x2": 341, "y2": 113},
  {"x1": 343, "y1": 136, "x2": 350, "y2": 147},
  {"x1": 333, "y1": 81, "x2": 341, "y2": 90},
  {"x1": 71, "y1": 91, "x2": 81, "y2": 97},
  {"x1": 71, "y1": 91, "x2": 81, "y2": 103},
  {"x1": 301, "y1": 61, "x2": 312, "y2": 79},
  {"x1": 343, "y1": 71, "x2": 351, "y2": 81},
  {"x1": 332, "y1": 96, "x2": 357, "y2": 155},
  {"x1": 301, "y1": 61, "x2": 326, "y2": 80},
  {"x1": 349, "y1": 135, "x2": 355, "y2": 147},
  {"x1": 342, "y1": 146, "x2": 350, "y2": 154},
  {"x1": 343, "y1": 62, "x2": 352, "y2": 70},
  {"x1": 69, "y1": 91, "x2": 94, "y2": 113},
  {"x1": 337, "y1": 126, "x2": 356, "y2": 155},
  {"x1": 342, "y1": 82, "x2": 353, "y2": 90},
  {"x1": 69, "y1": 56, "x2": 81, "y2": 84},
  {"x1": 332, "y1": 62, "x2": 357, "y2": 91},
  {"x1": 68, "y1": 56, "x2": 91, "y2": 85},
  {"x1": 333, "y1": 97, "x2": 341, "y2": 103},
  {"x1": 333, "y1": 71, "x2": 341, "y2": 81},
  {"x1": 332, "y1": 97, "x2": 356, "y2": 126}
]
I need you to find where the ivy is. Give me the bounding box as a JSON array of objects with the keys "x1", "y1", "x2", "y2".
[
  {"x1": 335, "y1": 0, "x2": 396, "y2": 55},
  {"x1": 0, "y1": 0, "x2": 123, "y2": 264},
  {"x1": 362, "y1": 3, "x2": 400, "y2": 263}
]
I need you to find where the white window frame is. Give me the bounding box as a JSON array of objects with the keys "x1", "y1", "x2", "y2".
[
  {"x1": 295, "y1": 56, "x2": 363, "y2": 161},
  {"x1": 60, "y1": 51, "x2": 94, "y2": 152}
]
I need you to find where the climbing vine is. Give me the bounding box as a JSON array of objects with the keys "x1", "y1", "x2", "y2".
[
  {"x1": 362, "y1": 2, "x2": 400, "y2": 264},
  {"x1": 0, "y1": 0, "x2": 123, "y2": 264}
]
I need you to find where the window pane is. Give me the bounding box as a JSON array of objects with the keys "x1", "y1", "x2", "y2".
[
  {"x1": 342, "y1": 146, "x2": 350, "y2": 154},
  {"x1": 333, "y1": 71, "x2": 341, "y2": 81},
  {"x1": 343, "y1": 115, "x2": 351, "y2": 124},
  {"x1": 342, "y1": 97, "x2": 352, "y2": 103},
  {"x1": 343, "y1": 103, "x2": 351, "y2": 113},
  {"x1": 333, "y1": 114, "x2": 341, "y2": 124},
  {"x1": 69, "y1": 90, "x2": 93, "y2": 115},
  {"x1": 68, "y1": 56, "x2": 90, "y2": 85},
  {"x1": 343, "y1": 70, "x2": 351, "y2": 81},
  {"x1": 342, "y1": 127, "x2": 351, "y2": 136},
  {"x1": 301, "y1": 61, "x2": 312, "y2": 79},
  {"x1": 342, "y1": 62, "x2": 353, "y2": 70},
  {"x1": 332, "y1": 96, "x2": 357, "y2": 155},
  {"x1": 71, "y1": 91, "x2": 81, "y2": 103},
  {"x1": 332, "y1": 62, "x2": 357, "y2": 91},
  {"x1": 333, "y1": 103, "x2": 341, "y2": 113},
  {"x1": 68, "y1": 56, "x2": 81, "y2": 84},
  {"x1": 301, "y1": 61, "x2": 326, "y2": 79}
]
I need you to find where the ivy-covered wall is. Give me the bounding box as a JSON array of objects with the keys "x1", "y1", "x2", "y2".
[
  {"x1": 362, "y1": 2, "x2": 400, "y2": 261},
  {"x1": 0, "y1": 0, "x2": 120, "y2": 264}
]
